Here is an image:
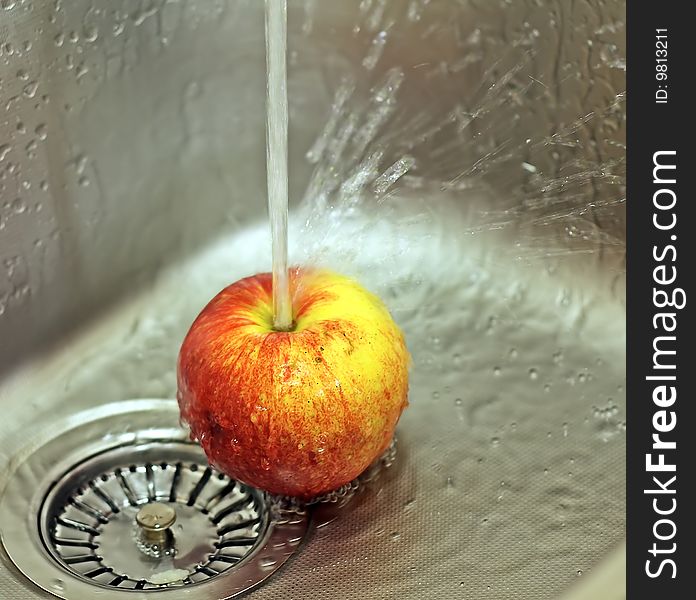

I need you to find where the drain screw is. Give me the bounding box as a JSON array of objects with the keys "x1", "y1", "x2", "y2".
[{"x1": 135, "y1": 502, "x2": 177, "y2": 558}]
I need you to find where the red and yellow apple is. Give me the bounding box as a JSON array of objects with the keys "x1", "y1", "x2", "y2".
[{"x1": 177, "y1": 269, "x2": 409, "y2": 499}]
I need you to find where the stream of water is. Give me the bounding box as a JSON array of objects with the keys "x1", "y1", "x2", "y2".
[{"x1": 265, "y1": 0, "x2": 293, "y2": 331}]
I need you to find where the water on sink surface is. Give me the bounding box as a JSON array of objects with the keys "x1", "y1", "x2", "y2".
[
  {"x1": 0, "y1": 199, "x2": 625, "y2": 599},
  {"x1": 0, "y1": 1, "x2": 624, "y2": 597}
]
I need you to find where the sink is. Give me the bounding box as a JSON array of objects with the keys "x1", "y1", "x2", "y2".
[{"x1": 1, "y1": 1, "x2": 625, "y2": 599}]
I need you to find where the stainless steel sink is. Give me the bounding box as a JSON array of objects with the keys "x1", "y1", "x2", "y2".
[{"x1": 1, "y1": 1, "x2": 625, "y2": 599}]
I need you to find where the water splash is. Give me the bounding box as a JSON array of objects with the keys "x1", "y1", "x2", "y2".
[{"x1": 295, "y1": 2, "x2": 625, "y2": 270}]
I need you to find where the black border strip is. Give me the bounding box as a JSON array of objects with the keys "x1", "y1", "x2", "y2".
[{"x1": 627, "y1": 3, "x2": 692, "y2": 598}]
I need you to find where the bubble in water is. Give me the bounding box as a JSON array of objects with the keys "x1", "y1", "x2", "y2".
[
  {"x1": 529, "y1": 368, "x2": 538, "y2": 380},
  {"x1": 493, "y1": 366, "x2": 501, "y2": 376},
  {"x1": 10, "y1": 198, "x2": 26, "y2": 214},
  {"x1": 557, "y1": 289, "x2": 571, "y2": 307},
  {"x1": 390, "y1": 531, "x2": 401, "y2": 541},
  {"x1": 490, "y1": 437, "x2": 500, "y2": 447},
  {"x1": 84, "y1": 24, "x2": 99, "y2": 42},
  {"x1": 486, "y1": 315, "x2": 497, "y2": 333},
  {"x1": 25, "y1": 139, "x2": 37, "y2": 157},
  {"x1": 16, "y1": 68, "x2": 29, "y2": 81},
  {"x1": 73, "y1": 153, "x2": 88, "y2": 174},
  {"x1": 591, "y1": 400, "x2": 620, "y2": 421},
  {"x1": 35, "y1": 123, "x2": 47, "y2": 140},
  {"x1": 508, "y1": 348, "x2": 518, "y2": 360}
]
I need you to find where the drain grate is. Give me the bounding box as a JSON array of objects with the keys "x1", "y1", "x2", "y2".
[
  {"x1": 0, "y1": 401, "x2": 310, "y2": 600},
  {"x1": 42, "y1": 442, "x2": 266, "y2": 590}
]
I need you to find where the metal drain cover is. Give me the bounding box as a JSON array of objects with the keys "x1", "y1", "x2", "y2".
[
  {"x1": 44, "y1": 441, "x2": 267, "y2": 589},
  {"x1": 0, "y1": 400, "x2": 309, "y2": 599}
]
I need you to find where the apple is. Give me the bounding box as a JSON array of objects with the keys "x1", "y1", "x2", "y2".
[{"x1": 177, "y1": 268, "x2": 410, "y2": 499}]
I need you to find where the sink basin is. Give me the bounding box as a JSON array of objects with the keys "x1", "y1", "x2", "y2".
[{"x1": 1, "y1": 1, "x2": 625, "y2": 598}]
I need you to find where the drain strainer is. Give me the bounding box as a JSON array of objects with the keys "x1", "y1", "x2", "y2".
[
  {"x1": 43, "y1": 441, "x2": 267, "y2": 589},
  {"x1": 0, "y1": 400, "x2": 309, "y2": 599}
]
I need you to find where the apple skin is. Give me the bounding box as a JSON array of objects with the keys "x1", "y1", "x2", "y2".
[{"x1": 177, "y1": 269, "x2": 409, "y2": 499}]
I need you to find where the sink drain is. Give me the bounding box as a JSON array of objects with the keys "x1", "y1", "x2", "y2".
[
  {"x1": 43, "y1": 441, "x2": 267, "y2": 589},
  {"x1": 0, "y1": 400, "x2": 309, "y2": 599}
]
